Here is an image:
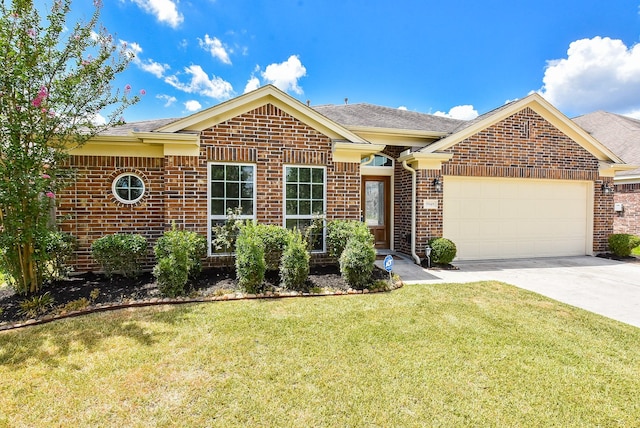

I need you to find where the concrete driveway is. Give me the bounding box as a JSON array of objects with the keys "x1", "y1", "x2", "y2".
[{"x1": 387, "y1": 256, "x2": 640, "y2": 328}]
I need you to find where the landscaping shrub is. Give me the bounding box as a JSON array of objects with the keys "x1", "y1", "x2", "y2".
[
  {"x1": 339, "y1": 232, "x2": 376, "y2": 289},
  {"x1": 43, "y1": 231, "x2": 77, "y2": 281},
  {"x1": 235, "y1": 221, "x2": 266, "y2": 294},
  {"x1": 608, "y1": 234, "x2": 640, "y2": 257},
  {"x1": 255, "y1": 224, "x2": 291, "y2": 271},
  {"x1": 327, "y1": 220, "x2": 371, "y2": 259},
  {"x1": 91, "y1": 234, "x2": 148, "y2": 278},
  {"x1": 210, "y1": 207, "x2": 244, "y2": 254},
  {"x1": 428, "y1": 237, "x2": 457, "y2": 265},
  {"x1": 280, "y1": 229, "x2": 310, "y2": 291},
  {"x1": 153, "y1": 227, "x2": 207, "y2": 297}
]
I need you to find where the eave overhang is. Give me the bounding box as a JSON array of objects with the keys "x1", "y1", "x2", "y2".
[
  {"x1": 332, "y1": 142, "x2": 386, "y2": 163},
  {"x1": 346, "y1": 126, "x2": 447, "y2": 147},
  {"x1": 68, "y1": 132, "x2": 201, "y2": 158},
  {"x1": 397, "y1": 151, "x2": 454, "y2": 170}
]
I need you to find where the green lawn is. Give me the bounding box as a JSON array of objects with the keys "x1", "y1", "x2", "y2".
[
  {"x1": 1, "y1": 281, "x2": 639, "y2": 427},
  {"x1": 632, "y1": 246, "x2": 640, "y2": 256}
]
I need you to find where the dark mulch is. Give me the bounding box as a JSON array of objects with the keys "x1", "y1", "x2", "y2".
[
  {"x1": 0, "y1": 265, "x2": 389, "y2": 325},
  {"x1": 596, "y1": 252, "x2": 640, "y2": 263}
]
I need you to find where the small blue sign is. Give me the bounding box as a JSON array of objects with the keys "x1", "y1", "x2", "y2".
[{"x1": 383, "y1": 255, "x2": 394, "y2": 272}]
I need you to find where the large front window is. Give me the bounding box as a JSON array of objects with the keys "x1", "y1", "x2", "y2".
[
  {"x1": 284, "y1": 166, "x2": 325, "y2": 251},
  {"x1": 209, "y1": 163, "x2": 256, "y2": 253}
]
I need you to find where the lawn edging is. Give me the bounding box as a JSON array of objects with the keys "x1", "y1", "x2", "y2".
[{"x1": 0, "y1": 279, "x2": 404, "y2": 332}]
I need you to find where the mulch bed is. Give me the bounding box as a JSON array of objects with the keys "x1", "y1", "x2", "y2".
[{"x1": 0, "y1": 265, "x2": 392, "y2": 328}]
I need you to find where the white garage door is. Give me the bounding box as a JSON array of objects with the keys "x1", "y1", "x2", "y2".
[{"x1": 443, "y1": 176, "x2": 592, "y2": 260}]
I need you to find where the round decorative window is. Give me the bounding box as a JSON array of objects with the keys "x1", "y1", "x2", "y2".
[{"x1": 112, "y1": 173, "x2": 145, "y2": 204}]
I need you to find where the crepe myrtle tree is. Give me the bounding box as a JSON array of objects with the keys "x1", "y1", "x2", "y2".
[{"x1": 0, "y1": 0, "x2": 140, "y2": 293}]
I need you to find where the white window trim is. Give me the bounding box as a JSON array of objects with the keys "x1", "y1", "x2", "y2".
[
  {"x1": 283, "y1": 164, "x2": 327, "y2": 253},
  {"x1": 361, "y1": 154, "x2": 394, "y2": 176},
  {"x1": 112, "y1": 172, "x2": 145, "y2": 204},
  {"x1": 207, "y1": 162, "x2": 257, "y2": 256}
]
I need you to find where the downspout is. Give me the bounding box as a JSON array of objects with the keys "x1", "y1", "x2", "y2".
[{"x1": 402, "y1": 160, "x2": 421, "y2": 264}]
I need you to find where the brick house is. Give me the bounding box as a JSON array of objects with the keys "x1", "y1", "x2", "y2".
[
  {"x1": 59, "y1": 85, "x2": 630, "y2": 271},
  {"x1": 573, "y1": 111, "x2": 640, "y2": 236}
]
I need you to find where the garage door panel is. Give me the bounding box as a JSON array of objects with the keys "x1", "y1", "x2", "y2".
[{"x1": 443, "y1": 177, "x2": 591, "y2": 260}]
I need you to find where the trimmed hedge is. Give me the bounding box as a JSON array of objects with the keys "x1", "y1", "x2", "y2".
[
  {"x1": 235, "y1": 221, "x2": 266, "y2": 294},
  {"x1": 339, "y1": 232, "x2": 376, "y2": 289},
  {"x1": 608, "y1": 234, "x2": 640, "y2": 257},
  {"x1": 326, "y1": 220, "x2": 372, "y2": 259},
  {"x1": 153, "y1": 227, "x2": 207, "y2": 297},
  {"x1": 428, "y1": 237, "x2": 457, "y2": 265},
  {"x1": 280, "y1": 229, "x2": 310, "y2": 290},
  {"x1": 91, "y1": 234, "x2": 147, "y2": 278}
]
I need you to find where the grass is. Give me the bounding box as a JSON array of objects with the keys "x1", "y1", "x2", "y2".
[
  {"x1": 632, "y1": 246, "x2": 640, "y2": 256},
  {"x1": 1, "y1": 281, "x2": 639, "y2": 427}
]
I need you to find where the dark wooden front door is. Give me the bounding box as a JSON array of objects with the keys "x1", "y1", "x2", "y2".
[{"x1": 362, "y1": 176, "x2": 391, "y2": 249}]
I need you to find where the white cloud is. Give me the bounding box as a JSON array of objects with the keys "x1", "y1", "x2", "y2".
[
  {"x1": 156, "y1": 94, "x2": 177, "y2": 107},
  {"x1": 397, "y1": 106, "x2": 408, "y2": 111},
  {"x1": 138, "y1": 59, "x2": 170, "y2": 78},
  {"x1": 538, "y1": 37, "x2": 640, "y2": 115},
  {"x1": 120, "y1": 40, "x2": 170, "y2": 78},
  {"x1": 184, "y1": 100, "x2": 202, "y2": 112},
  {"x1": 434, "y1": 105, "x2": 479, "y2": 120},
  {"x1": 244, "y1": 76, "x2": 260, "y2": 93},
  {"x1": 130, "y1": 0, "x2": 183, "y2": 28},
  {"x1": 165, "y1": 65, "x2": 233, "y2": 99},
  {"x1": 624, "y1": 109, "x2": 640, "y2": 119},
  {"x1": 199, "y1": 34, "x2": 231, "y2": 65},
  {"x1": 261, "y1": 55, "x2": 307, "y2": 94},
  {"x1": 91, "y1": 112, "x2": 106, "y2": 125}
]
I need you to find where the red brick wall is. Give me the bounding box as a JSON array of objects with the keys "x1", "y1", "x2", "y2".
[
  {"x1": 60, "y1": 103, "x2": 361, "y2": 272},
  {"x1": 418, "y1": 107, "x2": 612, "y2": 254},
  {"x1": 58, "y1": 156, "x2": 166, "y2": 271},
  {"x1": 614, "y1": 183, "x2": 640, "y2": 235}
]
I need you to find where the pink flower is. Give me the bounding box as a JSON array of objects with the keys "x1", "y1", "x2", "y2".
[
  {"x1": 27, "y1": 28, "x2": 36, "y2": 38},
  {"x1": 139, "y1": 89, "x2": 146, "y2": 96},
  {"x1": 42, "y1": 174, "x2": 51, "y2": 179},
  {"x1": 45, "y1": 192, "x2": 55, "y2": 198},
  {"x1": 124, "y1": 84, "x2": 131, "y2": 93},
  {"x1": 31, "y1": 86, "x2": 48, "y2": 108}
]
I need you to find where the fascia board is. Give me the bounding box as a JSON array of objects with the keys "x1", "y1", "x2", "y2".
[{"x1": 614, "y1": 175, "x2": 640, "y2": 183}]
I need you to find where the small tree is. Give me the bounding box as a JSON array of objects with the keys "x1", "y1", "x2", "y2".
[{"x1": 0, "y1": 0, "x2": 138, "y2": 293}]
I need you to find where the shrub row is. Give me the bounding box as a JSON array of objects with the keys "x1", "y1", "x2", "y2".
[
  {"x1": 235, "y1": 222, "x2": 311, "y2": 293},
  {"x1": 91, "y1": 227, "x2": 207, "y2": 297}
]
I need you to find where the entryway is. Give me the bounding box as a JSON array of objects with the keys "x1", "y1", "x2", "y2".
[{"x1": 362, "y1": 175, "x2": 391, "y2": 249}]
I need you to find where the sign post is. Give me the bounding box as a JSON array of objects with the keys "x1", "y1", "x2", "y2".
[{"x1": 383, "y1": 255, "x2": 394, "y2": 285}]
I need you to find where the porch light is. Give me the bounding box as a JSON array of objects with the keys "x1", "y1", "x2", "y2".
[
  {"x1": 601, "y1": 182, "x2": 614, "y2": 195},
  {"x1": 433, "y1": 178, "x2": 442, "y2": 193}
]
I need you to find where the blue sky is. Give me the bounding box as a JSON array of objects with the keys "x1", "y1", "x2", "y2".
[{"x1": 52, "y1": 0, "x2": 640, "y2": 122}]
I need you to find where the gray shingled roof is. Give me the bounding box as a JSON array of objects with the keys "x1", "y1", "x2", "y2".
[
  {"x1": 98, "y1": 117, "x2": 181, "y2": 136},
  {"x1": 573, "y1": 111, "x2": 640, "y2": 177},
  {"x1": 312, "y1": 103, "x2": 466, "y2": 134}
]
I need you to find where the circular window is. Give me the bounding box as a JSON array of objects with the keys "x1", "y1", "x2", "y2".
[{"x1": 112, "y1": 173, "x2": 145, "y2": 204}]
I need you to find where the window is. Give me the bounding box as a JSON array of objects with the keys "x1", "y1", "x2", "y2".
[
  {"x1": 112, "y1": 173, "x2": 145, "y2": 204},
  {"x1": 209, "y1": 163, "x2": 256, "y2": 254},
  {"x1": 362, "y1": 154, "x2": 393, "y2": 167},
  {"x1": 284, "y1": 166, "x2": 325, "y2": 251}
]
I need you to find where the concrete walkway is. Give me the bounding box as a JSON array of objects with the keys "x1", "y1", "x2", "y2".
[{"x1": 376, "y1": 256, "x2": 640, "y2": 328}]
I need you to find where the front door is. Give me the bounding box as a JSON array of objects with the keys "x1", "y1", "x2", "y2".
[{"x1": 362, "y1": 176, "x2": 391, "y2": 249}]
